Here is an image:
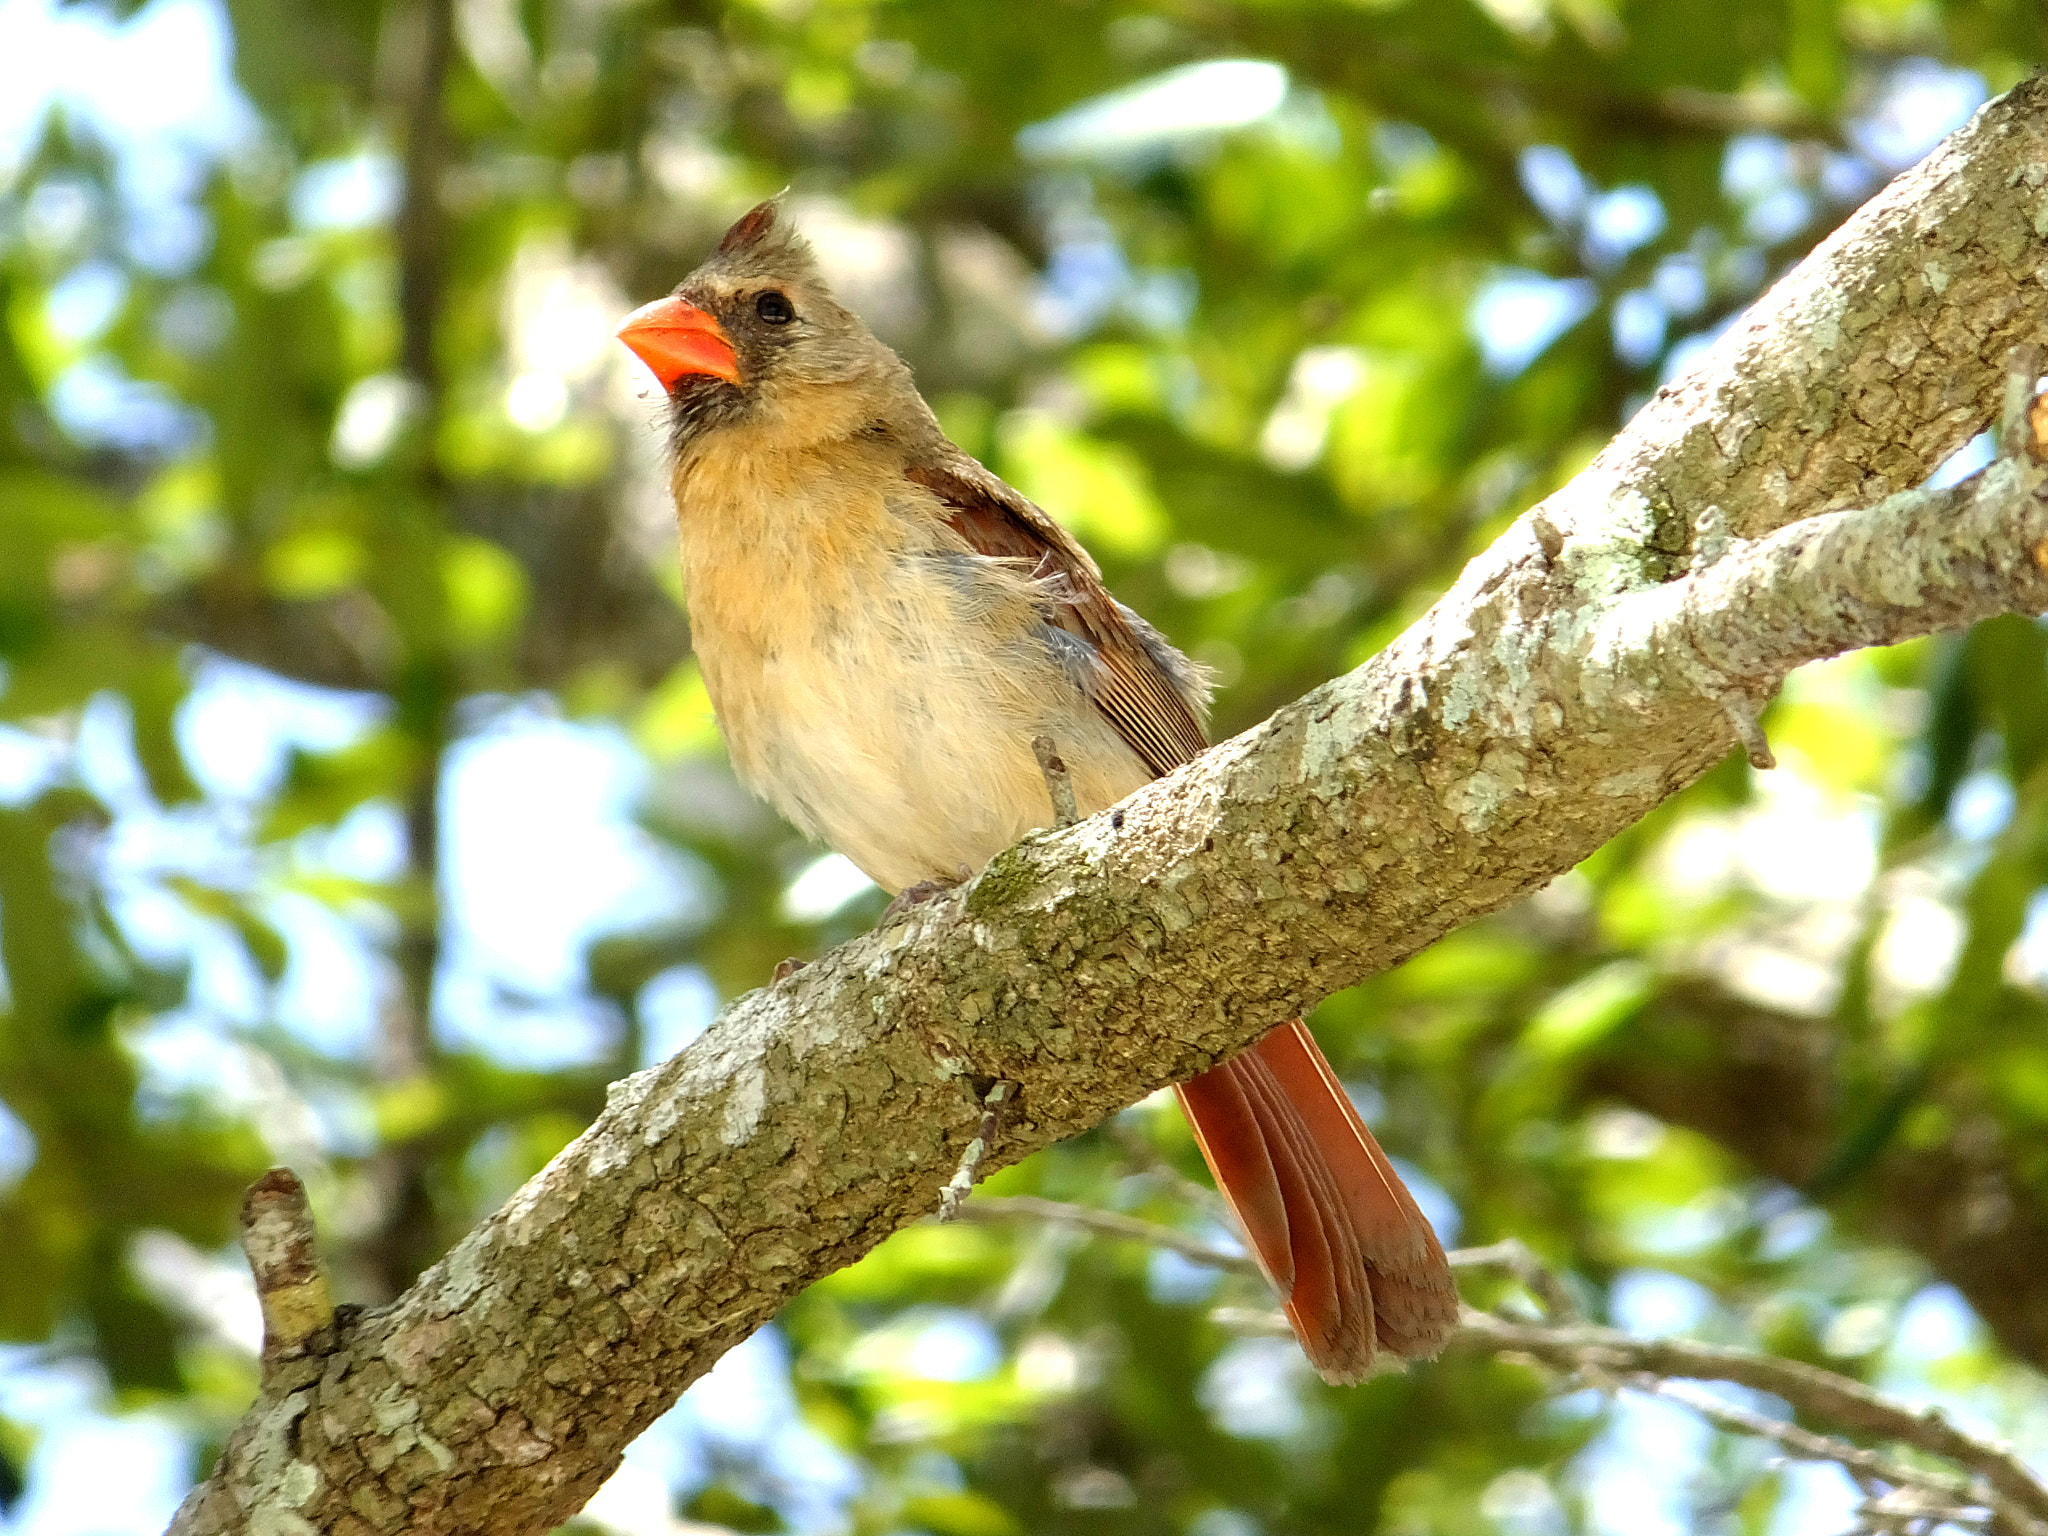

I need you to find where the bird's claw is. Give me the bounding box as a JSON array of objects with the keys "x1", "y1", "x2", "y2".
[{"x1": 879, "y1": 866, "x2": 971, "y2": 926}]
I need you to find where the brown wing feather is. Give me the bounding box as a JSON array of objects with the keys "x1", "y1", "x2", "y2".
[{"x1": 906, "y1": 455, "x2": 1210, "y2": 777}]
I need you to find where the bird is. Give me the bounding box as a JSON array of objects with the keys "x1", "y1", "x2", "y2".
[{"x1": 615, "y1": 198, "x2": 1457, "y2": 1383}]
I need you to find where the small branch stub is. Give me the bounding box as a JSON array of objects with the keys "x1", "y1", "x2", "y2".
[
  {"x1": 1690, "y1": 503, "x2": 1733, "y2": 576},
  {"x1": 937, "y1": 1080, "x2": 1015, "y2": 1222},
  {"x1": 1717, "y1": 691, "x2": 1777, "y2": 771},
  {"x1": 1997, "y1": 342, "x2": 2043, "y2": 461},
  {"x1": 1032, "y1": 735, "x2": 1080, "y2": 829},
  {"x1": 240, "y1": 1167, "x2": 335, "y2": 1379}
]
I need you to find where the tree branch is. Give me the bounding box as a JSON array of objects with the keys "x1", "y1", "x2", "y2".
[
  {"x1": 1455, "y1": 1314, "x2": 2048, "y2": 1536},
  {"x1": 980, "y1": 1193, "x2": 2048, "y2": 1534},
  {"x1": 171, "y1": 78, "x2": 2048, "y2": 1536}
]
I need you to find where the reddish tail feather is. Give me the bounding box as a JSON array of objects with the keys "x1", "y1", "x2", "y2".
[{"x1": 1175, "y1": 1020, "x2": 1457, "y2": 1383}]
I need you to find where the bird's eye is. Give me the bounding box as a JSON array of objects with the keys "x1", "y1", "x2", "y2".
[{"x1": 755, "y1": 290, "x2": 795, "y2": 325}]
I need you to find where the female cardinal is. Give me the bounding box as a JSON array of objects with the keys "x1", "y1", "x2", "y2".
[{"x1": 616, "y1": 199, "x2": 1456, "y2": 1383}]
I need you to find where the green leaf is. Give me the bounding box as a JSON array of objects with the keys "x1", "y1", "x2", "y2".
[
  {"x1": 261, "y1": 730, "x2": 414, "y2": 842},
  {"x1": 900, "y1": 1491, "x2": 1024, "y2": 1536},
  {"x1": 127, "y1": 659, "x2": 204, "y2": 806},
  {"x1": 1522, "y1": 961, "x2": 1655, "y2": 1061},
  {"x1": 683, "y1": 1483, "x2": 783, "y2": 1533},
  {"x1": 166, "y1": 877, "x2": 290, "y2": 983},
  {"x1": 442, "y1": 534, "x2": 527, "y2": 652},
  {"x1": 264, "y1": 524, "x2": 367, "y2": 598},
  {"x1": 996, "y1": 413, "x2": 1169, "y2": 558}
]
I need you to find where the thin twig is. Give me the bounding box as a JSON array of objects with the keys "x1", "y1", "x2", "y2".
[
  {"x1": 1445, "y1": 1237, "x2": 1581, "y2": 1322},
  {"x1": 950, "y1": 1194, "x2": 1262, "y2": 1276},
  {"x1": 966, "y1": 1192, "x2": 2048, "y2": 1535},
  {"x1": 1621, "y1": 1374, "x2": 1995, "y2": 1531},
  {"x1": 1104, "y1": 1119, "x2": 1234, "y2": 1226},
  {"x1": 1856, "y1": 1483, "x2": 1996, "y2": 1533},
  {"x1": 1209, "y1": 1306, "x2": 1292, "y2": 1335},
  {"x1": 1458, "y1": 1314, "x2": 2048, "y2": 1534},
  {"x1": 965, "y1": 1197, "x2": 1589, "y2": 1315}
]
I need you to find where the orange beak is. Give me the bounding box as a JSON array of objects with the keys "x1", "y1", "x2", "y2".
[{"x1": 615, "y1": 296, "x2": 741, "y2": 388}]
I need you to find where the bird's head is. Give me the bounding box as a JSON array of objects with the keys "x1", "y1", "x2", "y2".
[{"x1": 616, "y1": 198, "x2": 904, "y2": 452}]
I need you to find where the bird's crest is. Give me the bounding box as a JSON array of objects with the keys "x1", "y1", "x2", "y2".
[
  {"x1": 718, "y1": 198, "x2": 781, "y2": 254},
  {"x1": 703, "y1": 195, "x2": 821, "y2": 288}
]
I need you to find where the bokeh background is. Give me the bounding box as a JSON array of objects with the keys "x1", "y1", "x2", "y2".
[{"x1": 0, "y1": 0, "x2": 2044, "y2": 1531}]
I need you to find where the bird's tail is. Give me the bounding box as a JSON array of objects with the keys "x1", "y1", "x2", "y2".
[{"x1": 1174, "y1": 1019, "x2": 1458, "y2": 1384}]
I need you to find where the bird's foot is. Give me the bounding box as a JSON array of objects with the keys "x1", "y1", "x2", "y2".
[{"x1": 879, "y1": 866, "x2": 971, "y2": 926}]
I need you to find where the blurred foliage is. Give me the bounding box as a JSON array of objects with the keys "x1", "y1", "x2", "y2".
[{"x1": 0, "y1": 0, "x2": 2045, "y2": 1529}]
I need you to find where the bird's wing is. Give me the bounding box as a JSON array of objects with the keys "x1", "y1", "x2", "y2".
[
  {"x1": 907, "y1": 452, "x2": 1457, "y2": 1380},
  {"x1": 906, "y1": 452, "x2": 1210, "y2": 777}
]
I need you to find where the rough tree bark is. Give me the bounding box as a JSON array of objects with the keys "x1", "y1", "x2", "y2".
[{"x1": 171, "y1": 77, "x2": 2048, "y2": 1536}]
